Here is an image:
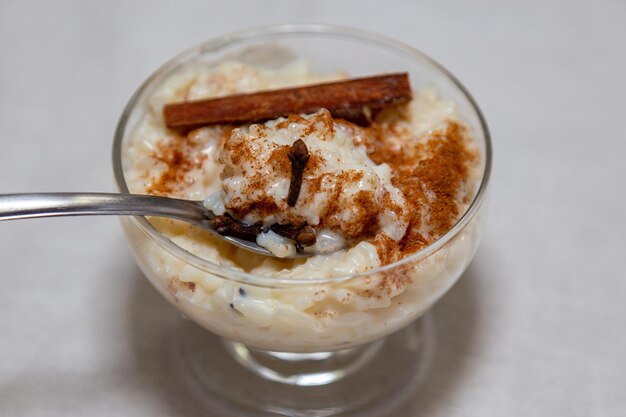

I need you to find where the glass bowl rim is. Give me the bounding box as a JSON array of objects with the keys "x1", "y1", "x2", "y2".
[{"x1": 112, "y1": 23, "x2": 493, "y2": 287}]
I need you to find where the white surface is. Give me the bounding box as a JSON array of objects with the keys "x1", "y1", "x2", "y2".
[{"x1": 1, "y1": 1, "x2": 625, "y2": 416}]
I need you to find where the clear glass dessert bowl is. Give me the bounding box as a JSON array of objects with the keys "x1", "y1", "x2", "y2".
[{"x1": 113, "y1": 24, "x2": 491, "y2": 416}]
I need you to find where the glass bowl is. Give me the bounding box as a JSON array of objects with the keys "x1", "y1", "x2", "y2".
[{"x1": 112, "y1": 24, "x2": 491, "y2": 416}]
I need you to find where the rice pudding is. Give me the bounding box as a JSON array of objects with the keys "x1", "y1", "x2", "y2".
[{"x1": 120, "y1": 59, "x2": 483, "y2": 351}]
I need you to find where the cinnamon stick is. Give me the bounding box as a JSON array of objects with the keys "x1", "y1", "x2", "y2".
[{"x1": 163, "y1": 73, "x2": 412, "y2": 130}]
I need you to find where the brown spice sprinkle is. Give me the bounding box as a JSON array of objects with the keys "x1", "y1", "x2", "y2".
[
  {"x1": 275, "y1": 114, "x2": 309, "y2": 130},
  {"x1": 146, "y1": 127, "x2": 231, "y2": 195},
  {"x1": 300, "y1": 169, "x2": 370, "y2": 237},
  {"x1": 339, "y1": 190, "x2": 380, "y2": 238},
  {"x1": 227, "y1": 196, "x2": 281, "y2": 220},
  {"x1": 364, "y1": 120, "x2": 477, "y2": 263},
  {"x1": 267, "y1": 146, "x2": 292, "y2": 175}
]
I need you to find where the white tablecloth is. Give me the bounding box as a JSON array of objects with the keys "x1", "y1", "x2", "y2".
[{"x1": 1, "y1": 1, "x2": 625, "y2": 415}]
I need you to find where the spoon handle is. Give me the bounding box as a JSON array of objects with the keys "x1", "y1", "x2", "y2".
[{"x1": 0, "y1": 193, "x2": 210, "y2": 223}]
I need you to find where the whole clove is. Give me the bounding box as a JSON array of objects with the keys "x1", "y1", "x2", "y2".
[
  {"x1": 287, "y1": 139, "x2": 309, "y2": 207},
  {"x1": 211, "y1": 214, "x2": 265, "y2": 241},
  {"x1": 270, "y1": 222, "x2": 317, "y2": 252},
  {"x1": 211, "y1": 213, "x2": 318, "y2": 253}
]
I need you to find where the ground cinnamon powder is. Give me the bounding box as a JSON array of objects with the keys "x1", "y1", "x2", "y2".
[
  {"x1": 364, "y1": 120, "x2": 476, "y2": 264},
  {"x1": 146, "y1": 127, "x2": 232, "y2": 195}
]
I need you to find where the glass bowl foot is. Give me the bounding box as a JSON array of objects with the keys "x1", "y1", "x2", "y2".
[{"x1": 177, "y1": 315, "x2": 433, "y2": 416}]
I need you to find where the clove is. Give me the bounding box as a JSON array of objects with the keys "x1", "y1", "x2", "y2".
[
  {"x1": 287, "y1": 139, "x2": 309, "y2": 207},
  {"x1": 270, "y1": 223, "x2": 317, "y2": 252},
  {"x1": 210, "y1": 214, "x2": 265, "y2": 241},
  {"x1": 211, "y1": 213, "x2": 317, "y2": 253}
]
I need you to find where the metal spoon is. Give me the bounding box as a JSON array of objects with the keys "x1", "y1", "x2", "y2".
[{"x1": 0, "y1": 192, "x2": 304, "y2": 258}]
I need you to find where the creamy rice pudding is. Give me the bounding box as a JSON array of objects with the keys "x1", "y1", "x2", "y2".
[{"x1": 120, "y1": 59, "x2": 483, "y2": 351}]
